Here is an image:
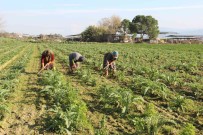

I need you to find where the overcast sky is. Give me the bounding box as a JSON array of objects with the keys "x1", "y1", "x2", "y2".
[{"x1": 0, "y1": 0, "x2": 203, "y2": 36}]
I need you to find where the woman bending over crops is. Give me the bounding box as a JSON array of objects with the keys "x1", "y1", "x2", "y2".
[
  {"x1": 103, "y1": 51, "x2": 118, "y2": 76},
  {"x1": 40, "y1": 49, "x2": 55, "y2": 71}
]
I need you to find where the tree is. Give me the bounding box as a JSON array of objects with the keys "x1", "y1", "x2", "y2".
[
  {"x1": 81, "y1": 25, "x2": 105, "y2": 42},
  {"x1": 120, "y1": 19, "x2": 131, "y2": 34},
  {"x1": 130, "y1": 15, "x2": 159, "y2": 40},
  {"x1": 145, "y1": 16, "x2": 159, "y2": 39},
  {"x1": 98, "y1": 15, "x2": 121, "y2": 34}
]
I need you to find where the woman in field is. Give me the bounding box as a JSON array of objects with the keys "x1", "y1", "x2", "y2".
[
  {"x1": 40, "y1": 49, "x2": 55, "y2": 70},
  {"x1": 103, "y1": 51, "x2": 118, "y2": 76}
]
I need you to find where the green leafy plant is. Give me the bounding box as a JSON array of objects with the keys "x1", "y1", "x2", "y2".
[
  {"x1": 0, "y1": 104, "x2": 9, "y2": 120},
  {"x1": 40, "y1": 70, "x2": 65, "y2": 87},
  {"x1": 0, "y1": 89, "x2": 10, "y2": 102},
  {"x1": 144, "y1": 103, "x2": 158, "y2": 117},
  {"x1": 40, "y1": 70, "x2": 92, "y2": 133},
  {"x1": 98, "y1": 85, "x2": 143, "y2": 114},
  {"x1": 44, "y1": 106, "x2": 72, "y2": 134},
  {"x1": 133, "y1": 103, "x2": 176, "y2": 135},
  {"x1": 189, "y1": 83, "x2": 203, "y2": 99},
  {"x1": 116, "y1": 89, "x2": 143, "y2": 114},
  {"x1": 95, "y1": 115, "x2": 109, "y2": 135},
  {"x1": 131, "y1": 76, "x2": 171, "y2": 100},
  {"x1": 161, "y1": 74, "x2": 178, "y2": 86},
  {"x1": 98, "y1": 85, "x2": 116, "y2": 104},
  {"x1": 180, "y1": 123, "x2": 196, "y2": 135},
  {"x1": 169, "y1": 96, "x2": 195, "y2": 113},
  {"x1": 115, "y1": 71, "x2": 126, "y2": 82},
  {"x1": 197, "y1": 106, "x2": 203, "y2": 117}
]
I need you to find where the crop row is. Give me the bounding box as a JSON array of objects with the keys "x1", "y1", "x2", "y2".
[
  {"x1": 45, "y1": 43, "x2": 202, "y2": 134},
  {"x1": 0, "y1": 44, "x2": 33, "y2": 122}
]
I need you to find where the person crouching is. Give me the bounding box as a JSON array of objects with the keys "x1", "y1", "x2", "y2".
[{"x1": 69, "y1": 52, "x2": 85, "y2": 73}]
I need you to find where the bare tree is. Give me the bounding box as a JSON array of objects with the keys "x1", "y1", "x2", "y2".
[{"x1": 98, "y1": 15, "x2": 121, "y2": 34}]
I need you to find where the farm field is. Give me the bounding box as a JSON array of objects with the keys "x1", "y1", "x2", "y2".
[{"x1": 0, "y1": 37, "x2": 203, "y2": 135}]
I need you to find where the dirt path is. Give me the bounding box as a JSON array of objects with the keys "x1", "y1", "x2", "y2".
[{"x1": 0, "y1": 45, "x2": 45, "y2": 134}]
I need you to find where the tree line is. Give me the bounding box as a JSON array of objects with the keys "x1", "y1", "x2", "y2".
[
  {"x1": 0, "y1": 15, "x2": 159, "y2": 43},
  {"x1": 81, "y1": 15, "x2": 159, "y2": 42}
]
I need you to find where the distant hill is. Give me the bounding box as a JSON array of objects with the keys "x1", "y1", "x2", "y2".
[
  {"x1": 159, "y1": 32, "x2": 178, "y2": 34},
  {"x1": 179, "y1": 29, "x2": 203, "y2": 35},
  {"x1": 160, "y1": 27, "x2": 203, "y2": 36}
]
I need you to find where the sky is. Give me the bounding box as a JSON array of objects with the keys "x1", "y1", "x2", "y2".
[{"x1": 0, "y1": 0, "x2": 203, "y2": 36}]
